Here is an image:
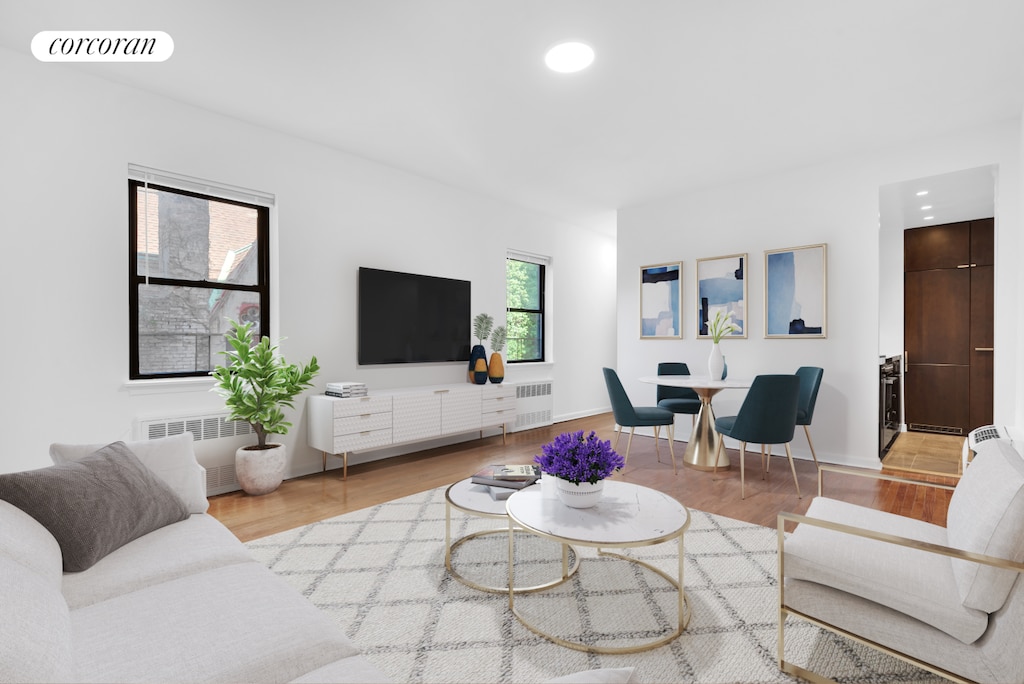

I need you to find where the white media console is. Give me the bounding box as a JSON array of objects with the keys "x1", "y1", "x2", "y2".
[{"x1": 307, "y1": 382, "x2": 518, "y2": 479}]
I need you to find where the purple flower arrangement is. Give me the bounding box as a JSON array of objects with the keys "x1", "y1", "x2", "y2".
[{"x1": 534, "y1": 430, "x2": 625, "y2": 485}]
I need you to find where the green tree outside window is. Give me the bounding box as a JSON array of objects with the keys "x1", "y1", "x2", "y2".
[{"x1": 506, "y1": 258, "x2": 545, "y2": 362}]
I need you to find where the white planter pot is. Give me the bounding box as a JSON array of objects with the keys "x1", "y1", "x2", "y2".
[
  {"x1": 235, "y1": 443, "x2": 286, "y2": 496},
  {"x1": 555, "y1": 478, "x2": 605, "y2": 508},
  {"x1": 708, "y1": 343, "x2": 725, "y2": 381}
]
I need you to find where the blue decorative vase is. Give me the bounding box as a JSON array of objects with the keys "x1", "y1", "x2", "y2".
[
  {"x1": 468, "y1": 345, "x2": 488, "y2": 384},
  {"x1": 721, "y1": 357, "x2": 728, "y2": 380}
]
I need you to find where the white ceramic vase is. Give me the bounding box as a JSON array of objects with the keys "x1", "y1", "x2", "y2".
[
  {"x1": 555, "y1": 478, "x2": 604, "y2": 508},
  {"x1": 708, "y1": 343, "x2": 725, "y2": 381},
  {"x1": 235, "y1": 443, "x2": 286, "y2": 496}
]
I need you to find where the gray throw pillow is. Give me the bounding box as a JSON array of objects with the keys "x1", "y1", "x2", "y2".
[{"x1": 0, "y1": 442, "x2": 190, "y2": 572}]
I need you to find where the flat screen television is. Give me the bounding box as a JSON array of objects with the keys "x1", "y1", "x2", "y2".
[{"x1": 357, "y1": 267, "x2": 471, "y2": 365}]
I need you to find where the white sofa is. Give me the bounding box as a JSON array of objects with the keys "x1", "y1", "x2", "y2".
[
  {"x1": 0, "y1": 433, "x2": 640, "y2": 684},
  {"x1": 0, "y1": 433, "x2": 390, "y2": 684}
]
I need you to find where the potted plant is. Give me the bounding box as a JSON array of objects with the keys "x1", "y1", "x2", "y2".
[
  {"x1": 488, "y1": 325, "x2": 506, "y2": 384},
  {"x1": 210, "y1": 320, "x2": 320, "y2": 495},
  {"x1": 707, "y1": 310, "x2": 738, "y2": 380},
  {"x1": 534, "y1": 430, "x2": 625, "y2": 508},
  {"x1": 469, "y1": 313, "x2": 493, "y2": 384}
]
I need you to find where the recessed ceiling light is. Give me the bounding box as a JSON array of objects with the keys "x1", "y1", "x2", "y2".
[
  {"x1": 545, "y1": 42, "x2": 594, "y2": 73},
  {"x1": 921, "y1": 205, "x2": 932, "y2": 210},
  {"x1": 916, "y1": 190, "x2": 929, "y2": 196},
  {"x1": 923, "y1": 216, "x2": 935, "y2": 220}
]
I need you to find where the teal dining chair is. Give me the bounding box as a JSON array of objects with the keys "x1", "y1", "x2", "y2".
[
  {"x1": 713, "y1": 374, "x2": 801, "y2": 499},
  {"x1": 656, "y1": 362, "x2": 702, "y2": 429},
  {"x1": 795, "y1": 366, "x2": 823, "y2": 468},
  {"x1": 766, "y1": 366, "x2": 824, "y2": 476},
  {"x1": 602, "y1": 367, "x2": 677, "y2": 473}
]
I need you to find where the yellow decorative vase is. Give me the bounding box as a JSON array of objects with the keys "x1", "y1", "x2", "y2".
[{"x1": 488, "y1": 353, "x2": 504, "y2": 384}]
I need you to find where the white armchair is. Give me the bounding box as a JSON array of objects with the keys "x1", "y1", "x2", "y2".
[{"x1": 777, "y1": 439, "x2": 1024, "y2": 683}]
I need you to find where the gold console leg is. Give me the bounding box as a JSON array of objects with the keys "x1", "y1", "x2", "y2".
[{"x1": 322, "y1": 451, "x2": 349, "y2": 480}]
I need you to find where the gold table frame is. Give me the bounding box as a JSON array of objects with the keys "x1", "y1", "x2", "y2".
[
  {"x1": 506, "y1": 482, "x2": 691, "y2": 654},
  {"x1": 444, "y1": 479, "x2": 579, "y2": 594}
]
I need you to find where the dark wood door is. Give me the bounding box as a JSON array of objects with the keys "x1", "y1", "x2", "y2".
[{"x1": 903, "y1": 219, "x2": 993, "y2": 435}]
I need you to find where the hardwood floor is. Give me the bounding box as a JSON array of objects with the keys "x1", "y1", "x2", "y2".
[
  {"x1": 882, "y1": 431, "x2": 964, "y2": 477},
  {"x1": 208, "y1": 413, "x2": 956, "y2": 542}
]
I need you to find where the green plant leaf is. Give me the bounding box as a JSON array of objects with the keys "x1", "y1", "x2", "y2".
[{"x1": 210, "y1": 320, "x2": 319, "y2": 448}]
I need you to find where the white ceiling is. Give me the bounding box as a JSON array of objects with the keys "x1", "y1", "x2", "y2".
[
  {"x1": 2, "y1": 1, "x2": 1023, "y2": 234},
  {"x1": 883, "y1": 165, "x2": 997, "y2": 231}
]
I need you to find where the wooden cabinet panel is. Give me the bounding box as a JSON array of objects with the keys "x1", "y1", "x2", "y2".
[
  {"x1": 904, "y1": 364, "x2": 970, "y2": 434},
  {"x1": 904, "y1": 222, "x2": 970, "y2": 271},
  {"x1": 970, "y1": 218, "x2": 994, "y2": 267},
  {"x1": 970, "y1": 264, "x2": 994, "y2": 350},
  {"x1": 904, "y1": 268, "x2": 970, "y2": 365}
]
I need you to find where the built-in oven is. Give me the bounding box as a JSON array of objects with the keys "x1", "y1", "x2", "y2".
[{"x1": 879, "y1": 355, "x2": 901, "y2": 459}]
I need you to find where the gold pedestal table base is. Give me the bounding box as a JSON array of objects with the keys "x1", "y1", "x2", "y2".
[{"x1": 639, "y1": 376, "x2": 752, "y2": 471}]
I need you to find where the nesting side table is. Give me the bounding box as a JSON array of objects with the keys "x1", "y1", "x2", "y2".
[
  {"x1": 444, "y1": 478, "x2": 579, "y2": 593},
  {"x1": 506, "y1": 480, "x2": 691, "y2": 653}
]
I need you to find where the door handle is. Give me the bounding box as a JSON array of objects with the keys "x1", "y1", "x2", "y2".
[{"x1": 975, "y1": 347, "x2": 994, "y2": 352}]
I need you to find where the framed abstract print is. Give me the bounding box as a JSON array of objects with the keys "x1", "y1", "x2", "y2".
[
  {"x1": 764, "y1": 243, "x2": 827, "y2": 338},
  {"x1": 696, "y1": 253, "x2": 747, "y2": 339},
  {"x1": 640, "y1": 261, "x2": 682, "y2": 339}
]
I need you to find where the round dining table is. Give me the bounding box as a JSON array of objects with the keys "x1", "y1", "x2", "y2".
[{"x1": 638, "y1": 375, "x2": 751, "y2": 471}]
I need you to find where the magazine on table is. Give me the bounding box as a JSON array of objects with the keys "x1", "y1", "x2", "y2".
[{"x1": 470, "y1": 464, "x2": 541, "y2": 489}]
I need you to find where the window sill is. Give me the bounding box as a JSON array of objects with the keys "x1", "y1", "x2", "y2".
[{"x1": 122, "y1": 376, "x2": 216, "y2": 396}]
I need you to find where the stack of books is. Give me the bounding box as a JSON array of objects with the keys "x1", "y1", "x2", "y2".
[
  {"x1": 325, "y1": 381, "x2": 368, "y2": 398},
  {"x1": 471, "y1": 464, "x2": 541, "y2": 499}
]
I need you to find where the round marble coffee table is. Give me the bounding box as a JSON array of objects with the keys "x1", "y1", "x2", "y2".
[
  {"x1": 506, "y1": 480, "x2": 691, "y2": 653},
  {"x1": 444, "y1": 477, "x2": 579, "y2": 593}
]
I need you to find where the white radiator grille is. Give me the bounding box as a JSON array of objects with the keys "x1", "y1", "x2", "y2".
[
  {"x1": 135, "y1": 412, "x2": 252, "y2": 496},
  {"x1": 138, "y1": 413, "x2": 253, "y2": 442},
  {"x1": 513, "y1": 381, "x2": 553, "y2": 431},
  {"x1": 205, "y1": 464, "x2": 239, "y2": 494}
]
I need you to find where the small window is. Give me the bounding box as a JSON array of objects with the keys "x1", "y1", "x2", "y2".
[
  {"x1": 128, "y1": 177, "x2": 270, "y2": 379},
  {"x1": 506, "y1": 256, "x2": 546, "y2": 362}
]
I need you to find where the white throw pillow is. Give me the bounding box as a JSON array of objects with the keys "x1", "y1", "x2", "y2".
[
  {"x1": 946, "y1": 439, "x2": 1024, "y2": 612},
  {"x1": 50, "y1": 432, "x2": 208, "y2": 514}
]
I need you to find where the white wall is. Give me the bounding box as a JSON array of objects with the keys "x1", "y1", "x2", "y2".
[
  {"x1": 1018, "y1": 113, "x2": 1024, "y2": 429},
  {"x1": 617, "y1": 120, "x2": 1021, "y2": 469},
  {"x1": 0, "y1": 46, "x2": 617, "y2": 476}
]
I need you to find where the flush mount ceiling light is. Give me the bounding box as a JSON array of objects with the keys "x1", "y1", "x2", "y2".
[{"x1": 545, "y1": 41, "x2": 594, "y2": 73}]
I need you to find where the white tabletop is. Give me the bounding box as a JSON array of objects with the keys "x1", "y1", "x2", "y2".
[
  {"x1": 638, "y1": 375, "x2": 751, "y2": 390},
  {"x1": 506, "y1": 480, "x2": 689, "y2": 546},
  {"x1": 446, "y1": 477, "x2": 539, "y2": 516}
]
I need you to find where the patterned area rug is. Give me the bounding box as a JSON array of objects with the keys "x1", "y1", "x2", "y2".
[{"x1": 246, "y1": 486, "x2": 941, "y2": 683}]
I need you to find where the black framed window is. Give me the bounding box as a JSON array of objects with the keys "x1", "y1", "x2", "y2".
[
  {"x1": 129, "y1": 179, "x2": 270, "y2": 379},
  {"x1": 506, "y1": 256, "x2": 545, "y2": 362}
]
